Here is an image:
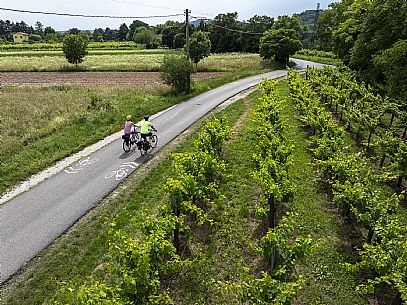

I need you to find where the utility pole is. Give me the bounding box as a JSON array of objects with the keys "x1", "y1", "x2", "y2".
[
  {"x1": 185, "y1": 8, "x2": 191, "y2": 93},
  {"x1": 185, "y1": 9, "x2": 191, "y2": 60}
]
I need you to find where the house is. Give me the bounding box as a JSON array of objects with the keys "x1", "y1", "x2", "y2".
[{"x1": 12, "y1": 32, "x2": 29, "y2": 43}]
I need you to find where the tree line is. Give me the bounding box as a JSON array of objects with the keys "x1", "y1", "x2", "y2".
[
  {"x1": 315, "y1": 0, "x2": 407, "y2": 106},
  {"x1": 0, "y1": 11, "x2": 310, "y2": 55}
]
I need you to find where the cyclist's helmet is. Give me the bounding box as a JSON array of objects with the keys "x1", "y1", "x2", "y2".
[
  {"x1": 144, "y1": 115, "x2": 149, "y2": 120},
  {"x1": 126, "y1": 114, "x2": 132, "y2": 120}
]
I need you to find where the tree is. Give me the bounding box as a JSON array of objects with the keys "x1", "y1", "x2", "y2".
[
  {"x1": 34, "y1": 21, "x2": 43, "y2": 36},
  {"x1": 260, "y1": 28, "x2": 302, "y2": 64},
  {"x1": 373, "y1": 40, "x2": 407, "y2": 103},
  {"x1": 259, "y1": 16, "x2": 303, "y2": 64},
  {"x1": 117, "y1": 23, "x2": 128, "y2": 41},
  {"x1": 68, "y1": 28, "x2": 80, "y2": 35},
  {"x1": 44, "y1": 26, "x2": 56, "y2": 35},
  {"x1": 161, "y1": 23, "x2": 183, "y2": 48},
  {"x1": 14, "y1": 21, "x2": 32, "y2": 34},
  {"x1": 173, "y1": 33, "x2": 186, "y2": 49},
  {"x1": 93, "y1": 28, "x2": 104, "y2": 42},
  {"x1": 316, "y1": 0, "x2": 353, "y2": 51},
  {"x1": 334, "y1": 0, "x2": 372, "y2": 64},
  {"x1": 62, "y1": 34, "x2": 88, "y2": 66},
  {"x1": 160, "y1": 54, "x2": 194, "y2": 94},
  {"x1": 127, "y1": 20, "x2": 149, "y2": 41},
  {"x1": 189, "y1": 31, "x2": 211, "y2": 68},
  {"x1": 209, "y1": 12, "x2": 242, "y2": 52},
  {"x1": 103, "y1": 27, "x2": 116, "y2": 41},
  {"x1": 272, "y1": 15, "x2": 303, "y2": 33},
  {"x1": 350, "y1": 0, "x2": 407, "y2": 81},
  {"x1": 133, "y1": 26, "x2": 154, "y2": 45},
  {"x1": 44, "y1": 33, "x2": 58, "y2": 43},
  {"x1": 240, "y1": 15, "x2": 274, "y2": 53}
]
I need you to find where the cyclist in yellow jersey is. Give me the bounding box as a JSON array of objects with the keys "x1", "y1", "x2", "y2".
[{"x1": 138, "y1": 115, "x2": 157, "y2": 142}]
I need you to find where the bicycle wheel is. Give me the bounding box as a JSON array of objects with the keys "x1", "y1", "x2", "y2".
[
  {"x1": 123, "y1": 140, "x2": 131, "y2": 152},
  {"x1": 150, "y1": 135, "x2": 158, "y2": 148},
  {"x1": 140, "y1": 146, "x2": 147, "y2": 156}
]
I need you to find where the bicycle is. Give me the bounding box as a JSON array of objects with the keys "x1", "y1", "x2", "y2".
[
  {"x1": 122, "y1": 126, "x2": 140, "y2": 152},
  {"x1": 137, "y1": 130, "x2": 158, "y2": 156}
]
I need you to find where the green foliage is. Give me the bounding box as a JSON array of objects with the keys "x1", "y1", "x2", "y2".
[
  {"x1": 316, "y1": 4, "x2": 344, "y2": 51},
  {"x1": 225, "y1": 78, "x2": 309, "y2": 305},
  {"x1": 333, "y1": 0, "x2": 372, "y2": 64},
  {"x1": 373, "y1": 40, "x2": 407, "y2": 102},
  {"x1": 295, "y1": 49, "x2": 337, "y2": 59},
  {"x1": 304, "y1": 65, "x2": 406, "y2": 184},
  {"x1": 107, "y1": 222, "x2": 182, "y2": 303},
  {"x1": 126, "y1": 20, "x2": 149, "y2": 42},
  {"x1": 189, "y1": 31, "x2": 211, "y2": 66},
  {"x1": 165, "y1": 116, "x2": 230, "y2": 222},
  {"x1": 0, "y1": 41, "x2": 140, "y2": 51},
  {"x1": 346, "y1": 219, "x2": 407, "y2": 302},
  {"x1": 256, "y1": 214, "x2": 313, "y2": 278},
  {"x1": 387, "y1": 138, "x2": 407, "y2": 181},
  {"x1": 209, "y1": 12, "x2": 242, "y2": 53},
  {"x1": 62, "y1": 34, "x2": 88, "y2": 66},
  {"x1": 193, "y1": 116, "x2": 231, "y2": 157},
  {"x1": 159, "y1": 22, "x2": 184, "y2": 48},
  {"x1": 57, "y1": 279, "x2": 128, "y2": 305},
  {"x1": 172, "y1": 33, "x2": 185, "y2": 49},
  {"x1": 56, "y1": 214, "x2": 183, "y2": 305},
  {"x1": 251, "y1": 79, "x2": 294, "y2": 212},
  {"x1": 288, "y1": 67, "x2": 407, "y2": 301},
  {"x1": 320, "y1": 0, "x2": 407, "y2": 100},
  {"x1": 133, "y1": 27, "x2": 153, "y2": 44},
  {"x1": 221, "y1": 273, "x2": 304, "y2": 305},
  {"x1": 260, "y1": 27, "x2": 302, "y2": 64},
  {"x1": 160, "y1": 54, "x2": 194, "y2": 94},
  {"x1": 240, "y1": 15, "x2": 274, "y2": 53}
]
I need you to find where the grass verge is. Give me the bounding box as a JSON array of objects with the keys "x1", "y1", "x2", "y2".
[{"x1": 292, "y1": 54, "x2": 342, "y2": 66}]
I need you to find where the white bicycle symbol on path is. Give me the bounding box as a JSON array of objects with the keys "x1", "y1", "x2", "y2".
[
  {"x1": 105, "y1": 162, "x2": 139, "y2": 181},
  {"x1": 64, "y1": 156, "x2": 99, "y2": 174}
]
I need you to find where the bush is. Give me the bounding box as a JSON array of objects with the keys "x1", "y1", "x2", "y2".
[{"x1": 160, "y1": 54, "x2": 194, "y2": 94}]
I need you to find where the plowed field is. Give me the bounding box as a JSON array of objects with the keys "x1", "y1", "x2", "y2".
[{"x1": 0, "y1": 71, "x2": 228, "y2": 88}]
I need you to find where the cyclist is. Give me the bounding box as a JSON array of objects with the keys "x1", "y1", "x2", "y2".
[
  {"x1": 139, "y1": 115, "x2": 157, "y2": 143},
  {"x1": 123, "y1": 115, "x2": 137, "y2": 143}
]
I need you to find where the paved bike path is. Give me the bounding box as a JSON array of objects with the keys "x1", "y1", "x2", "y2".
[{"x1": 0, "y1": 59, "x2": 325, "y2": 283}]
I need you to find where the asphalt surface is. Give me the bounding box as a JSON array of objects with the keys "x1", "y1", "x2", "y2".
[{"x1": 0, "y1": 58, "x2": 325, "y2": 283}]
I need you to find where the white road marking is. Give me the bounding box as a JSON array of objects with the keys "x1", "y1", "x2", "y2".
[
  {"x1": 122, "y1": 162, "x2": 139, "y2": 169},
  {"x1": 64, "y1": 157, "x2": 99, "y2": 175}
]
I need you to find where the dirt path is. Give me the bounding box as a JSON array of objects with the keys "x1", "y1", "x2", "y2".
[{"x1": 0, "y1": 71, "x2": 228, "y2": 88}]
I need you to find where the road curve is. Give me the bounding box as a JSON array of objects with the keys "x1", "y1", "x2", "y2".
[{"x1": 0, "y1": 59, "x2": 324, "y2": 283}]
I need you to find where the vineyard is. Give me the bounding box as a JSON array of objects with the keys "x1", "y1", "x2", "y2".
[
  {"x1": 3, "y1": 70, "x2": 406, "y2": 304},
  {"x1": 52, "y1": 71, "x2": 406, "y2": 304},
  {"x1": 45, "y1": 80, "x2": 316, "y2": 305},
  {"x1": 1, "y1": 0, "x2": 406, "y2": 302},
  {"x1": 288, "y1": 68, "x2": 407, "y2": 303}
]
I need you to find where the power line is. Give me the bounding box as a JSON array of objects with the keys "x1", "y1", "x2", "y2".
[
  {"x1": 190, "y1": 17, "x2": 264, "y2": 35},
  {"x1": 212, "y1": 24, "x2": 263, "y2": 35},
  {"x1": 0, "y1": 7, "x2": 184, "y2": 19}
]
